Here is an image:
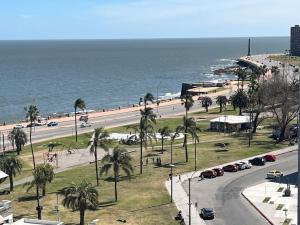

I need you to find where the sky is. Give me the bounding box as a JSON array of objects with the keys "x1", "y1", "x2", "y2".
[{"x1": 0, "y1": 0, "x2": 299, "y2": 40}]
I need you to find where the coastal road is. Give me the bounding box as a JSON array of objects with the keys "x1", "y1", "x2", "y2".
[{"x1": 182, "y1": 150, "x2": 297, "y2": 225}]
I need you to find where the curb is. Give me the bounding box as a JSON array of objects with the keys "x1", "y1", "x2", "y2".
[{"x1": 241, "y1": 192, "x2": 274, "y2": 225}]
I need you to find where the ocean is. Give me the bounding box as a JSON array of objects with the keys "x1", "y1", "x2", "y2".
[{"x1": 0, "y1": 37, "x2": 289, "y2": 123}]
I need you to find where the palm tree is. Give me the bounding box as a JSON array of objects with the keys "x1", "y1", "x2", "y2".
[
  {"x1": 74, "y1": 98, "x2": 86, "y2": 142},
  {"x1": 89, "y1": 127, "x2": 110, "y2": 186},
  {"x1": 100, "y1": 146, "x2": 133, "y2": 202},
  {"x1": 26, "y1": 163, "x2": 55, "y2": 197},
  {"x1": 8, "y1": 128, "x2": 27, "y2": 155},
  {"x1": 25, "y1": 105, "x2": 42, "y2": 219},
  {"x1": 170, "y1": 126, "x2": 182, "y2": 164},
  {"x1": 235, "y1": 68, "x2": 247, "y2": 90},
  {"x1": 188, "y1": 124, "x2": 201, "y2": 171},
  {"x1": 216, "y1": 96, "x2": 228, "y2": 113},
  {"x1": 201, "y1": 96, "x2": 212, "y2": 112},
  {"x1": 142, "y1": 92, "x2": 155, "y2": 109},
  {"x1": 158, "y1": 126, "x2": 171, "y2": 154},
  {"x1": 60, "y1": 180, "x2": 99, "y2": 225},
  {"x1": 231, "y1": 90, "x2": 249, "y2": 115},
  {"x1": 181, "y1": 94, "x2": 194, "y2": 162},
  {"x1": 0, "y1": 156, "x2": 22, "y2": 191},
  {"x1": 127, "y1": 118, "x2": 155, "y2": 174}
]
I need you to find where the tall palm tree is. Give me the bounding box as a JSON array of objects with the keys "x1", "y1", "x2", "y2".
[
  {"x1": 89, "y1": 127, "x2": 110, "y2": 186},
  {"x1": 181, "y1": 94, "x2": 194, "y2": 162},
  {"x1": 188, "y1": 124, "x2": 201, "y2": 171},
  {"x1": 231, "y1": 90, "x2": 249, "y2": 115},
  {"x1": 158, "y1": 126, "x2": 171, "y2": 154},
  {"x1": 216, "y1": 96, "x2": 228, "y2": 113},
  {"x1": 235, "y1": 68, "x2": 247, "y2": 90},
  {"x1": 60, "y1": 180, "x2": 99, "y2": 225},
  {"x1": 201, "y1": 96, "x2": 212, "y2": 112},
  {"x1": 142, "y1": 92, "x2": 155, "y2": 110},
  {"x1": 74, "y1": 98, "x2": 86, "y2": 142},
  {"x1": 8, "y1": 128, "x2": 27, "y2": 155},
  {"x1": 26, "y1": 163, "x2": 55, "y2": 197},
  {"x1": 100, "y1": 146, "x2": 133, "y2": 202},
  {"x1": 25, "y1": 105, "x2": 42, "y2": 219},
  {"x1": 170, "y1": 126, "x2": 183, "y2": 165},
  {"x1": 0, "y1": 156, "x2": 22, "y2": 191},
  {"x1": 127, "y1": 118, "x2": 155, "y2": 174}
]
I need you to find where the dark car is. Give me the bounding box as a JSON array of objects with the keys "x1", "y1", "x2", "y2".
[
  {"x1": 200, "y1": 208, "x2": 215, "y2": 220},
  {"x1": 222, "y1": 164, "x2": 238, "y2": 172},
  {"x1": 47, "y1": 122, "x2": 58, "y2": 127},
  {"x1": 249, "y1": 157, "x2": 265, "y2": 166},
  {"x1": 264, "y1": 154, "x2": 276, "y2": 162},
  {"x1": 212, "y1": 168, "x2": 224, "y2": 176},
  {"x1": 200, "y1": 170, "x2": 217, "y2": 178},
  {"x1": 26, "y1": 122, "x2": 40, "y2": 127}
]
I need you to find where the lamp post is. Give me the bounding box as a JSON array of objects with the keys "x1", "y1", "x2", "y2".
[
  {"x1": 169, "y1": 163, "x2": 175, "y2": 203},
  {"x1": 188, "y1": 177, "x2": 191, "y2": 225},
  {"x1": 298, "y1": 67, "x2": 300, "y2": 225}
]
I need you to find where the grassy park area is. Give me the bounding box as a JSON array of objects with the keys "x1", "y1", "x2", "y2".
[
  {"x1": 269, "y1": 55, "x2": 300, "y2": 66},
  {"x1": 0, "y1": 108, "x2": 289, "y2": 225}
]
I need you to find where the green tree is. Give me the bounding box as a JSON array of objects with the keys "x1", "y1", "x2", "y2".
[
  {"x1": 89, "y1": 127, "x2": 110, "y2": 186},
  {"x1": 0, "y1": 156, "x2": 22, "y2": 191},
  {"x1": 60, "y1": 181, "x2": 99, "y2": 225},
  {"x1": 100, "y1": 146, "x2": 133, "y2": 202},
  {"x1": 181, "y1": 94, "x2": 194, "y2": 162},
  {"x1": 26, "y1": 163, "x2": 55, "y2": 197},
  {"x1": 158, "y1": 126, "x2": 171, "y2": 154},
  {"x1": 235, "y1": 68, "x2": 247, "y2": 90},
  {"x1": 8, "y1": 128, "x2": 27, "y2": 155},
  {"x1": 25, "y1": 105, "x2": 42, "y2": 219},
  {"x1": 201, "y1": 96, "x2": 212, "y2": 113},
  {"x1": 231, "y1": 90, "x2": 249, "y2": 115},
  {"x1": 216, "y1": 96, "x2": 228, "y2": 113},
  {"x1": 74, "y1": 98, "x2": 86, "y2": 142}
]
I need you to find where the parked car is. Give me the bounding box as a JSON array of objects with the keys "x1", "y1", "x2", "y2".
[
  {"x1": 264, "y1": 154, "x2": 276, "y2": 162},
  {"x1": 267, "y1": 170, "x2": 282, "y2": 179},
  {"x1": 80, "y1": 122, "x2": 92, "y2": 128},
  {"x1": 249, "y1": 157, "x2": 265, "y2": 166},
  {"x1": 47, "y1": 122, "x2": 58, "y2": 127},
  {"x1": 239, "y1": 161, "x2": 252, "y2": 169},
  {"x1": 200, "y1": 208, "x2": 215, "y2": 220},
  {"x1": 14, "y1": 124, "x2": 24, "y2": 129},
  {"x1": 212, "y1": 168, "x2": 224, "y2": 176},
  {"x1": 222, "y1": 164, "x2": 238, "y2": 172},
  {"x1": 26, "y1": 122, "x2": 40, "y2": 127},
  {"x1": 200, "y1": 170, "x2": 217, "y2": 178},
  {"x1": 235, "y1": 162, "x2": 247, "y2": 170}
]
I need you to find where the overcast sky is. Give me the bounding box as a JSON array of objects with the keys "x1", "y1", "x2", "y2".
[{"x1": 0, "y1": 0, "x2": 299, "y2": 40}]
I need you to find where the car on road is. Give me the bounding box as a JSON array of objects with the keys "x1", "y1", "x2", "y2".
[
  {"x1": 200, "y1": 170, "x2": 217, "y2": 178},
  {"x1": 264, "y1": 154, "x2": 276, "y2": 162},
  {"x1": 212, "y1": 168, "x2": 224, "y2": 176},
  {"x1": 200, "y1": 208, "x2": 215, "y2": 220},
  {"x1": 47, "y1": 122, "x2": 58, "y2": 127},
  {"x1": 222, "y1": 164, "x2": 238, "y2": 172},
  {"x1": 26, "y1": 122, "x2": 41, "y2": 127},
  {"x1": 235, "y1": 162, "x2": 247, "y2": 170},
  {"x1": 239, "y1": 161, "x2": 252, "y2": 169},
  {"x1": 249, "y1": 157, "x2": 265, "y2": 166},
  {"x1": 80, "y1": 122, "x2": 92, "y2": 128},
  {"x1": 14, "y1": 124, "x2": 24, "y2": 129},
  {"x1": 267, "y1": 170, "x2": 282, "y2": 179}
]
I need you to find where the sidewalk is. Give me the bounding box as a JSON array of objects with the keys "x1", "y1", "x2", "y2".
[{"x1": 165, "y1": 145, "x2": 297, "y2": 225}]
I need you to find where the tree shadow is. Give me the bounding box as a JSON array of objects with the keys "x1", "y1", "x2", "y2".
[
  {"x1": 103, "y1": 175, "x2": 136, "y2": 182},
  {"x1": 98, "y1": 200, "x2": 117, "y2": 208},
  {"x1": 18, "y1": 195, "x2": 42, "y2": 202}
]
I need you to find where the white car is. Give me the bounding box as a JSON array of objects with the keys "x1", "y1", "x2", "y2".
[
  {"x1": 80, "y1": 123, "x2": 92, "y2": 128},
  {"x1": 267, "y1": 170, "x2": 282, "y2": 179},
  {"x1": 239, "y1": 161, "x2": 252, "y2": 169},
  {"x1": 14, "y1": 124, "x2": 24, "y2": 129}
]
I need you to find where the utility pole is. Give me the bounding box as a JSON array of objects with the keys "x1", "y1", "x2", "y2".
[
  {"x1": 297, "y1": 70, "x2": 300, "y2": 225},
  {"x1": 188, "y1": 178, "x2": 191, "y2": 225}
]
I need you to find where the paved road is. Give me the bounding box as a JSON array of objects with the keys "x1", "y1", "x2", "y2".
[{"x1": 182, "y1": 151, "x2": 297, "y2": 225}]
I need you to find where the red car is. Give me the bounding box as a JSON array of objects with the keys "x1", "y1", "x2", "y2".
[
  {"x1": 264, "y1": 154, "x2": 276, "y2": 162},
  {"x1": 200, "y1": 170, "x2": 217, "y2": 178},
  {"x1": 222, "y1": 164, "x2": 238, "y2": 172},
  {"x1": 213, "y1": 168, "x2": 224, "y2": 176}
]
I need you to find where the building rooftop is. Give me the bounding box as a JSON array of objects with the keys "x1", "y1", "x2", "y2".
[
  {"x1": 0, "y1": 171, "x2": 8, "y2": 181},
  {"x1": 13, "y1": 219, "x2": 64, "y2": 225},
  {"x1": 210, "y1": 115, "x2": 250, "y2": 124}
]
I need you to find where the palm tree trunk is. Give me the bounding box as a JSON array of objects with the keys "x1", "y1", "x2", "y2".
[
  {"x1": 42, "y1": 184, "x2": 46, "y2": 196},
  {"x1": 140, "y1": 134, "x2": 143, "y2": 174},
  {"x1": 79, "y1": 209, "x2": 85, "y2": 225},
  {"x1": 114, "y1": 174, "x2": 118, "y2": 202},
  {"x1": 205, "y1": 106, "x2": 208, "y2": 113},
  {"x1": 194, "y1": 138, "x2": 197, "y2": 171},
  {"x1": 94, "y1": 142, "x2": 99, "y2": 186},
  {"x1": 171, "y1": 142, "x2": 173, "y2": 164},
  {"x1": 75, "y1": 107, "x2": 78, "y2": 142},
  {"x1": 17, "y1": 145, "x2": 21, "y2": 155},
  {"x1": 9, "y1": 173, "x2": 13, "y2": 191},
  {"x1": 220, "y1": 104, "x2": 222, "y2": 113},
  {"x1": 184, "y1": 109, "x2": 188, "y2": 162},
  {"x1": 239, "y1": 107, "x2": 242, "y2": 115},
  {"x1": 161, "y1": 137, "x2": 164, "y2": 154}
]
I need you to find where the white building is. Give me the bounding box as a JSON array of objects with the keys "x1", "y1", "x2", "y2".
[
  {"x1": 0, "y1": 200, "x2": 13, "y2": 224},
  {"x1": 0, "y1": 171, "x2": 8, "y2": 183},
  {"x1": 210, "y1": 115, "x2": 250, "y2": 132}
]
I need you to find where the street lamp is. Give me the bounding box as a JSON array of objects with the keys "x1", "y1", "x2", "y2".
[
  {"x1": 169, "y1": 163, "x2": 175, "y2": 203},
  {"x1": 298, "y1": 67, "x2": 300, "y2": 225}
]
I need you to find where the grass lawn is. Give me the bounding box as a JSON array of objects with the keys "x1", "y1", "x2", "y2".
[
  {"x1": 269, "y1": 55, "x2": 300, "y2": 66},
  {"x1": 0, "y1": 124, "x2": 288, "y2": 225}
]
